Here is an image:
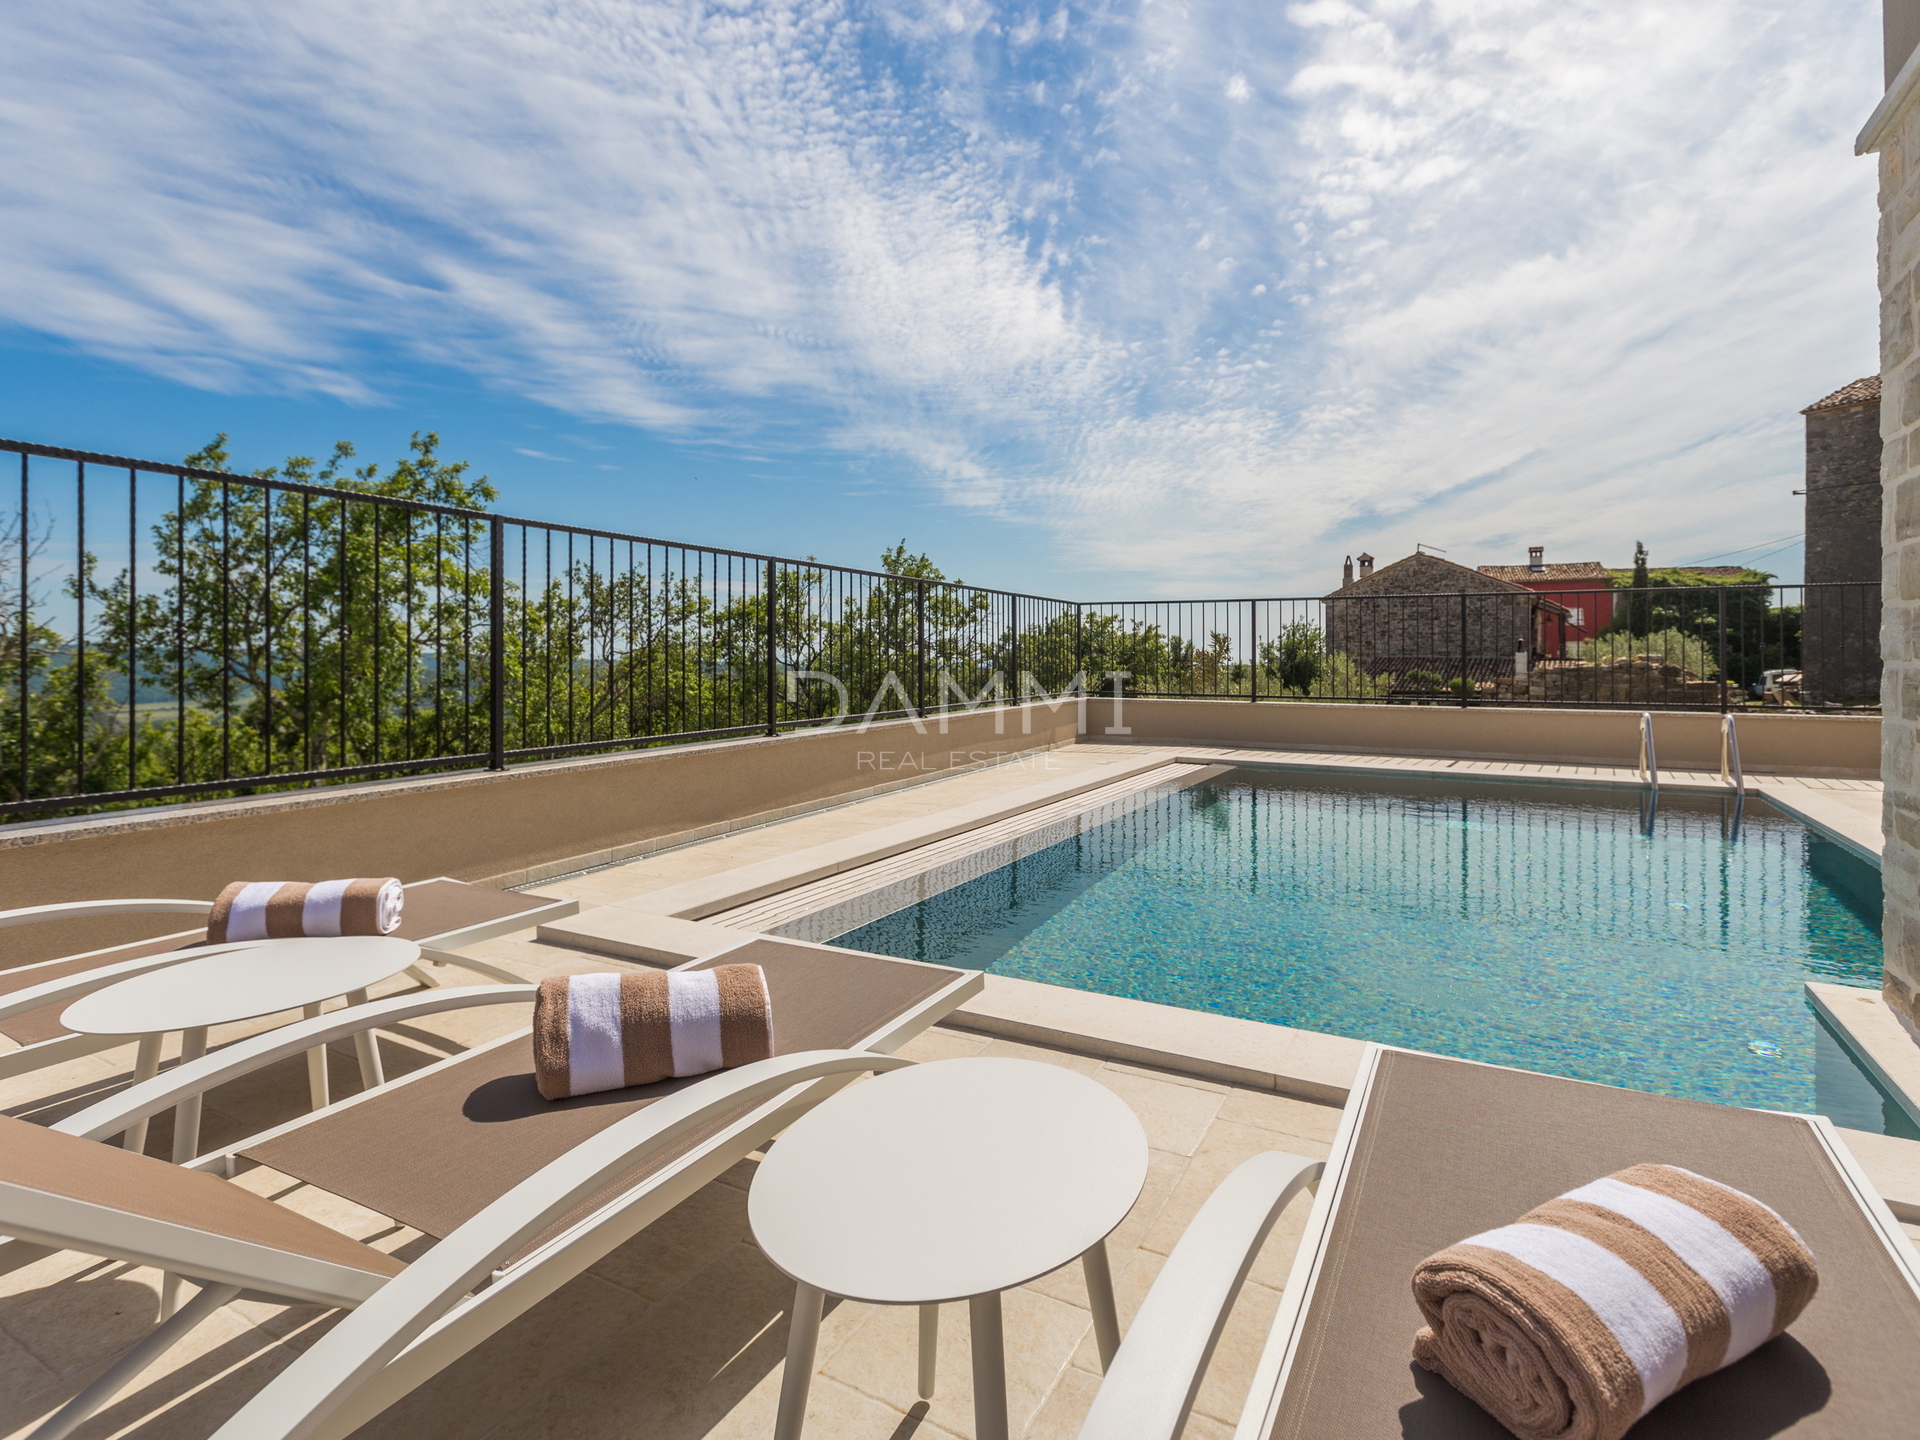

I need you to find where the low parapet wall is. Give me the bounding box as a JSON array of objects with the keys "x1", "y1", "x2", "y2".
[
  {"x1": 0, "y1": 705, "x2": 1081, "y2": 967},
  {"x1": 1081, "y1": 698, "x2": 1880, "y2": 778}
]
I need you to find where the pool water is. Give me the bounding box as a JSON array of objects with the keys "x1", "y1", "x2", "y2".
[{"x1": 825, "y1": 769, "x2": 1913, "y2": 1136}]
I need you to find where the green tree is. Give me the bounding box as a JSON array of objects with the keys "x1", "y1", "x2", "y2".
[
  {"x1": 1260, "y1": 620, "x2": 1325, "y2": 693},
  {"x1": 1628, "y1": 541, "x2": 1651, "y2": 637},
  {"x1": 86, "y1": 433, "x2": 498, "y2": 792}
]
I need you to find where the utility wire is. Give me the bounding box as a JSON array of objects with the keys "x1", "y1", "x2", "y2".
[{"x1": 1674, "y1": 532, "x2": 1803, "y2": 566}]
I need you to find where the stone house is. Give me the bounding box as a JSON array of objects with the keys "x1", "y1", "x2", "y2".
[
  {"x1": 1325, "y1": 551, "x2": 1567, "y2": 679},
  {"x1": 1800, "y1": 376, "x2": 1884, "y2": 704}
]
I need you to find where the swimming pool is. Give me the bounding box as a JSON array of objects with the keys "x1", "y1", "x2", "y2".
[{"x1": 822, "y1": 768, "x2": 1911, "y2": 1135}]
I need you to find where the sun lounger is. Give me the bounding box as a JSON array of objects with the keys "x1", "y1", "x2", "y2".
[
  {"x1": 0, "y1": 878, "x2": 578, "y2": 1081},
  {"x1": 1078, "y1": 1044, "x2": 1920, "y2": 1440},
  {"x1": 4, "y1": 936, "x2": 980, "y2": 1440}
]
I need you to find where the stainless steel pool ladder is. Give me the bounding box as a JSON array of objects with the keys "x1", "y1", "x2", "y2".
[
  {"x1": 1719, "y1": 713, "x2": 1744, "y2": 794},
  {"x1": 1636, "y1": 712, "x2": 1658, "y2": 792}
]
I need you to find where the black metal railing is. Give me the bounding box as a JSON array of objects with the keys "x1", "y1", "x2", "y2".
[
  {"x1": 1, "y1": 437, "x2": 1881, "y2": 820},
  {"x1": 1079, "y1": 582, "x2": 1878, "y2": 711}
]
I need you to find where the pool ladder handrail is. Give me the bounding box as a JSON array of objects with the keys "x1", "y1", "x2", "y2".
[
  {"x1": 1636, "y1": 712, "x2": 1658, "y2": 792},
  {"x1": 1719, "y1": 713, "x2": 1744, "y2": 794}
]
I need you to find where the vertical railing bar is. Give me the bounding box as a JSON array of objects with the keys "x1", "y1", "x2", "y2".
[
  {"x1": 687, "y1": 545, "x2": 695, "y2": 737},
  {"x1": 126, "y1": 466, "x2": 137, "y2": 787},
  {"x1": 302, "y1": 494, "x2": 312, "y2": 774},
  {"x1": 1010, "y1": 592, "x2": 1020, "y2": 707},
  {"x1": 75, "y1": 460, "x2": 85, "y2": 795},
  {"x1": 405, "y1": 508, "x2": 414, "y2": 759},
  {"x1": 1458, "y1": 591, "x2": 1469, "y2": 708},
  {"x1": 647, "y1": 544, "x2": 657, "y2": 736},
  {"x1": 489, "y1": 516, "x2": 505, "y2": 770},
  {"x1": 337, "y1": 494, "x2": 348, "y2": 770},
  {"x1": 543, "y1": 528, "x2": 553, "y2": 749},
  {"x1": 18, "y1": 455, "x2": 28, "y2": 801},
  {"x1": 519, "y1": 527, "x2": 528, "y2": 750},
  {"x1": 565, "y1": 530, "x2": 575, "y2": 746},
  {"x1": 263, "y1": 483, "x2": 273, "y2": 777},
  {"x1": 433, "y1": 512, "x2": 443, "y2": 757},
  {"x1": 627, "y1": 539, "x2": 637, "y2": 740},
  {"x1": 461, "y1": 518, "x2": 473, "y2": 755},
  {"x1": 371, "y1": 503, "x2": 381, "y2": 765},
  {"x1": 766, "y1": 556, "x2": 778, "y2": 738}
]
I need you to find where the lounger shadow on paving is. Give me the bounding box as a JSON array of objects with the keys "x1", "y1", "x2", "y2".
[
  {"x1": 0, "y1": 878, "x2": 578, "y2": 1082},
  {"x1": 0, "y1": 935, "x2": 981, "y2": 1440},
  {"x1": 1075, "y1": 1044, "x2": 1920, "y2": 1440}
]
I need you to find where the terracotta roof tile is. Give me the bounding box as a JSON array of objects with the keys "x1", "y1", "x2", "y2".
[
  {"x1": 1802, "y1": 376, "x2": 1880, "y2": 413},
  {"x1": 1477, "y1": 562, "x2": 1611, "y2": 581}
]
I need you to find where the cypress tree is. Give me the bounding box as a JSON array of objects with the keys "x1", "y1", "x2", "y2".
[{"x1": 1629, "y1": 541, "x2": 1651, "y2": 638}]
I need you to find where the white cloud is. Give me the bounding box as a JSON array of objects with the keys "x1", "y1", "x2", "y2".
[{"x1": 0, "y1": 0, "x2": 1886, "y2": 592}]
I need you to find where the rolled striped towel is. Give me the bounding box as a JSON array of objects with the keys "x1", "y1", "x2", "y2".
[
  {"x1": 207, "y1": 878, "x2": 404, "y2": 944},
  {"x1": 532, "y1": 965, "x2": 774, "y2": 1100},
  {"x1": 1411, "y1": 1164, "x2": 1817, "y2": 1440}
]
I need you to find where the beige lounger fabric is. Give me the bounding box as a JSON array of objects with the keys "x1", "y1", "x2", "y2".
[
  {"x1": 207, "y1": 878, "x2": 403, "y2": 943},
  {"x1": 1270, "y1": 1051, "x2": 1920, "y2": 1439},
  {"x1": 244, "y1": 940, "x2": 962, "y2": 1244},
  {"x1": 0, "y1": 1115, "x2": 403, "y2": 1278},
  {"x1": 1411, "y1": 1163, "x2": 1819, "y2": 1440}
]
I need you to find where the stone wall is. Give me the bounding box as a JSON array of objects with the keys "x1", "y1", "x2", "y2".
[
  {"x1": 1490, "y1": 655, "x2": 1729, "y2": 708},
  {"x1": 1873, "y1": 92, "x2": 1920, "y2": 1022},
  {"x1": 1802, "y1": 391, "x2": 1884, "y2": 703},
  {"x1": 1327, "y1": 592, "x2": 1539, "y2": 664}
]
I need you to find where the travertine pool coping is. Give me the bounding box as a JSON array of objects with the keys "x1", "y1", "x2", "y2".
[
  {"x1": 539, "y1": 747, "x2": 1192, "y2": 939},
  {"x1": 1167, "y1": 745, "x2": 1883, "y2": 863},
  {"x1": 1808, "y1": 982, "x2": 1920, "y2": 1130},
  {"x1": 946, "y1": 973, "x2": 1364, "y2": 1105},
  {"x1": 710, "y1": 762, "x2": 1230, "y2": 936}
]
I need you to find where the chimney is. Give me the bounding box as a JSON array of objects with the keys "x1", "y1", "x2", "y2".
[
  {"x1": 1528, "y1": 545, "x2": 1544, "y2": 573},
  {"x1": 1357, "y1": 552, "x2": 1374, "y2": 579},
  {"x1": 1342, "y1": 555, "x2": 1354, "y2": 587}
]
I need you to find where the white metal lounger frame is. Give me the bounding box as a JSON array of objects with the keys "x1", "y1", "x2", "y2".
[
  {"x1": 1074, "y1": 1150, "x2": 1322, "y2": 1440},
  {"x1": 11, "y1": 960, "x2": 982, "y2": 1440},
  {"x1": 0, "y1": 880, "x2": 576, "y2": 1081}
]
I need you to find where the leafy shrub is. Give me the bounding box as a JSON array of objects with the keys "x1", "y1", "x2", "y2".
[{"x1": 1567, "y1": 627, "x2": 1719, "y2": 680}]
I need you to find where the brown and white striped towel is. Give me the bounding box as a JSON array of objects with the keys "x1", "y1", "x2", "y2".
[
  {"x1": 207, "y1": 878, "x2": 404, "y2": 945},
  {"x1": 1411, "y1": 1163, "x2": 1818, "y2": 1440},
  {"x1": 532, "y1": 966, "x2": 774, "y2": 1101}
]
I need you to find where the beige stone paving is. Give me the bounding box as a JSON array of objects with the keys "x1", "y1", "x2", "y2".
[
  {"x1": 526, "y1": 746, "x2": 1168, "y2": 911},
  {"x1": 0, "y1": 947, "x2": 1339, "y2": 1440}
]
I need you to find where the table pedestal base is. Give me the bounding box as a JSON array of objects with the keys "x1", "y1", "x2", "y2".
[
  {"x1": 771, "y1": 1241, "x2": 1119, "y2": 1440},
  {"x1": 121, "y1": 1034, "x2": 164, "y2": 1154},
  {"x1": 968, "y1": 1291, "x2": 1007, "y2": 1440},
  {"x1": 302, "y1": 992, "x2": 385, "y2": 1112}
]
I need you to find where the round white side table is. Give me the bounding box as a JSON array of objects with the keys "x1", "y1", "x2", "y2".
[
  {"x1": 749, "y1": 1057, "x2": 1149, "y2": 1440},
  {"x1": 63, "y1": 935, "x2": 422, "y2": 1162}
]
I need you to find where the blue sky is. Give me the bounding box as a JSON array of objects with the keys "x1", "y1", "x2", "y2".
[{"x1": 0, "y1": 0, "x2": 1885, "y2": 595}]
